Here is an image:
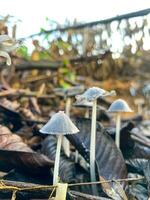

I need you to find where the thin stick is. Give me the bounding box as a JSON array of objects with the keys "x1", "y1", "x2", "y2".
[
  {"x1": 11, "y1": 190, "x2": 17, "y2": 200},
  {"x1": 0, "y1": 176, "x2": 145, "y2": 191},
  {"x1": 48, "y1": 187, "x2": 56, "y2": 199},
  {"x1": 68, "y1": 177, "x2": 145, "y2": 187}
]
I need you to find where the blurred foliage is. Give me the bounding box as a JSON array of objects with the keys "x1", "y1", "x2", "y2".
[
  {"x1": 17, "y1": 46, "x2": 29, "y2": 59},
  {"x1": 0, "y1": 13, "x2": 149, "y2": 91},
  {"x1": 18, "y1": 14, "x2": 150, "y2": 82}
]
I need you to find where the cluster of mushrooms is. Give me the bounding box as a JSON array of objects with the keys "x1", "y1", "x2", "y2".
[{"x1": 40, "y1": 86, "x2": 133, "y2": 192}]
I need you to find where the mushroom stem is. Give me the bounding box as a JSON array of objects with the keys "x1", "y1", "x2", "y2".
[
  {"x1": 137, "y1": 104, "x2": 142, "y2": 115},
  {"x1": 53, "y1": 135, "x2": 63, "y2": 185},
  {"x1": 148, "y1": 94, "x2": 150, "y2": 109},
  {"x1": 75, "y1": 150, "x2": 79, "y2": 163},
  {"x1": 115, "y1": 113, "x2": 121, "y2": 148},
  {"x1": 66, "y1": 97, "x2": 71, "y2": 116},
  {"x1": 62, "y1": 97, "x2": 72, "y2": 157},
  {"x1": 90, "y1": 99, "x2": 97, "y2": 194},
  {"x1": 85, "y1": 108, "x2": 90, "y2": 118}
]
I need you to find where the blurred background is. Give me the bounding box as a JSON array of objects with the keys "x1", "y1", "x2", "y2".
[{"x1": 0, "y1": 0, "x2": 150, "y2": 115}]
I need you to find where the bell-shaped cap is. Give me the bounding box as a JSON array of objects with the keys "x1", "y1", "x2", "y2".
[
  {"x1": 142, "y1": 84, "x2": 150, "y2": 96},
  {"x1": 76, "y1": 87, "x2": 116, "y2": 102},
  {"x1": 54, "y1": 85, "x2": 85, "y2": 97},
  {"x1": 73, "y1": 99, "x2": 93, "y2": 108},
  {"x1": 40, "y1": 111, "x2": 79, "y2": 135},
  {"x1": 108, "y1": 99, "x2": 133, "y2": 113},
  {"x1": 134, "y1": 98, "x2": 145, "y2": 105}
]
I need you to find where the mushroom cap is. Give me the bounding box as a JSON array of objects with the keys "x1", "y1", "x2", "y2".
[
  {"x1": 54, "y1": 85, "x2": 85, "y2": 97},
  {"x1": 134, "y1": 98, "x2": 145, "y2": 105},
  {"x1": 40, "y1": 111, "x2": 79, "y2": 135},
  {"x1": 142, "y1": 84, "x2": 150, "y2": 96},
  {"x1": 108, "y1": 99, "x2": 133, "y2": 113},
  {"x1": 76, "y1": 87, "x2": 116, "y2": 102},
  {"x1": 73, "y1": 99, "x2": 93, "y2": 108}
]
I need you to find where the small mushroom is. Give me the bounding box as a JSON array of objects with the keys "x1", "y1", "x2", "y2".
[
  {"x1": 108, "y1": 99, "x2": 133, "y2": 148},
  {"x1": 73, "y1": 100, "x2": 93, "y2": 163},
  {"x1": 76, "y1": 87, "x2": 116, "y2": 188},
  {"x1": 142, "y1": 84, "x2": 150, "y2": 108},
  {"x1": 73, "y1": 99, "x2": 93, "y2": 118},
  {"x1": 134, "y1": 98, "x2": 145, "y2": 114},
  {"x1": 40, "y1": 111, "x2": 79, "y2": 185},
  {"x1": 0, "y1": 35, "x2": 21, "y2": 65},
  {"x1": 54, "y1": 85, "x2": 84, "y2": 157}
]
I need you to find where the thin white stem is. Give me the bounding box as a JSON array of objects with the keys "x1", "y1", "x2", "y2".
[
  {"x1": 137, "y1": 104, "x2": 142, "y2": 115},
  {"x1": 116, "y1": 113, "x2": 121, "y2": 148},
  {"x1": 53, "y1": 135, "x2": 62, "y2": 185},
  {"x1": 65, "y1": 97, "x2": 71, "y2": 116},
  {"x1": 62, "y1": 97, "x2": 71, "y2": 157},
  {"x1": 90, "y1": 99, "x2": 97, "y2": 195},
  {"x1": 85, "y1": 108, "x2": 90, "y2": 118},
  {"x1": 148, "y1": 94, "x2": 150, "y2": 109},
  {"x1": 75, "y1": 150, "x2": 79, "y2": 163}
]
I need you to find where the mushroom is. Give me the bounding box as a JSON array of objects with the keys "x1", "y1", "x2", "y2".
[
  {"x1": 142, "y1": 84, "x2": 150, "y2": 109},
  {"x1": 108, "y1": 99, "x2": 133, "y2": 148},
  {"x1": 76, "y1": 87, "x2": 116, "y2": 185},
  {"x1": 73, "y1": 100, "x2": 93, "y2": 162},
  {"x1": 0, "y1": 35, "x2": 21, "y2": 65},
  {"x1": 134, "y1": 98, "x2": 145, "y2": 114},
  {"x1": 73, "y1": 99, "x2": 93, "y2": 118},
  {"x1": 54, "y1": 85, "x2": 84, "y2": 157},
  {"x1": 40, "y1": 111, "x2": 79, "y2": 185}
]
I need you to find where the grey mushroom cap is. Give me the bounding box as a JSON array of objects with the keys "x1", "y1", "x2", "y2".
[
  {"x1": 73, "y1": 99, "x2": 93, "y2": 108},
  {"x1": 108, "y1": 99, "x2": 133, "y2": 113},
  {"x1": 142, "y1": 84, "x2": 150, "y2": 96},
  {"x1": 40, "y1": 111, "x2": 79, "y2": 135},
  {"x1": 134, "y1": 98, "x2": 145, "y2": 105},
  {"x1": 76, "y1": 87, "x2": 116, "y2": 102}
]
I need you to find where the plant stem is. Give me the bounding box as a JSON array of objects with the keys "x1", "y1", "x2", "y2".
[
  {"x1": 53, "y1": 135, "x2": 62, "y2": 185},
  {"x1": 85, "y1": 108, "x2": 90, "y2": 118},
  {"x1": 90, "y1": 99, "x2": 97, "y2": 195},
  {"x1": 137, "y1": 104, "x2": 142, "y2": 114},
  {"x1": 65, "y1": 97, "x2": 71, "y2": 116},
  {"x1": 62, "y1": 97, "x2": 71, "y2": 157},
  {"x1": 116, "y1": 113, "x2": 121, "y2": 148},
  {"x1": 75, "y1": 150, "x2": 79, "y2": 163}
]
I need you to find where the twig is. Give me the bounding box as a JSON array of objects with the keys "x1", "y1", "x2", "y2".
[
  {"x1": 0, "y1": 52, "x2": 109, "y2": 71},
  {"x1": 68, "y1": 177, "x2": 145, "y2": 187},
  {"x1": 21, "y1": 74, "x2": 54, "y2": 84},
  {"x1": 11, "y1": 190, "x2": 17, "y2": 200},
  {"x1": 21, "y1": 8, "x2": 150, "y2": 39},
  {"x1": 0, "y1": 176, "x2": 145, "y2": 192},
  {"x1": 0, "y1": 89, "x2": 55, "y2": 99},
  {"x1": 131, "y1": 134, "x2": 150, "y2": 148}
]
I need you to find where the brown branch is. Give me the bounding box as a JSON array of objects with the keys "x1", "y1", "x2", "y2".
[
  {"x1": 22, "y1": 8, "x2": 150, "y2": 39},
  {"x1": 0, "y1": 176, "x2": 145, "y2": 191},
  {"x1": 0, "y1": 52, "x2": 110, "y2": 71},
  {"x1": 0, "y1": 89, "x2": 55, "y2": 99}
]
